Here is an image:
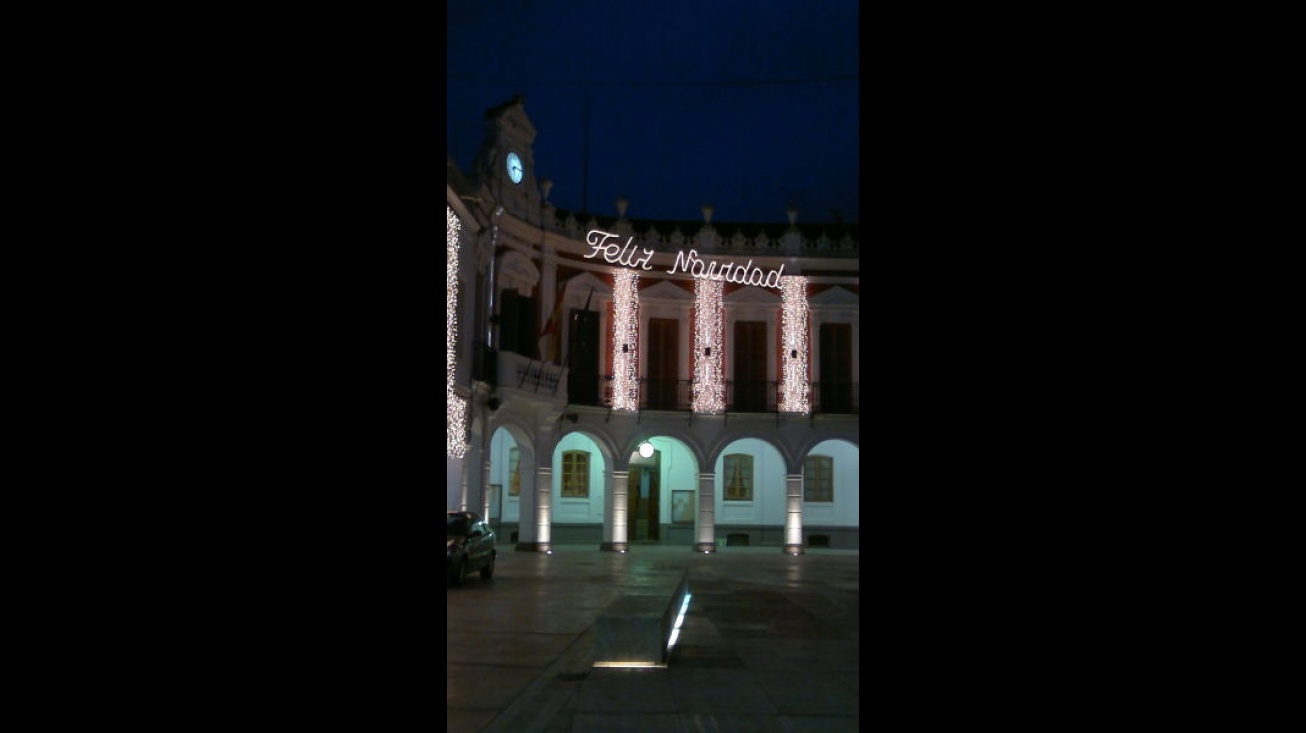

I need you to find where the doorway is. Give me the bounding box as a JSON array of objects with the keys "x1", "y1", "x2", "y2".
[
  {"x1": 628, "y1": 450, "x2": 661, "y2": 541},
  {"x1": 733, "y1": 320, "x2": 768, "y2": 411},
  {"x1": 820, "y1": 322, "x2": 852, "y2": 411},
  {"x1": 646, "y1": 318, "x2": 679, "y2": 410},
  {"x1": 569, "y1": 309, "x2": 601, "y2": 405}
]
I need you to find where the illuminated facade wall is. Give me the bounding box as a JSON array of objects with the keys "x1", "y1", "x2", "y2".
[
  {"x1": 692, "y1": 278, "x2": 725, "y2": 413},
  {"x1": 611, "y1": 269, "x2": 640, "y2": 411},
  {"x1": 446, "y1": 206, "x2": 467, "y2": 458},
  {"x1": 780, "y1": 275, "x2": 810, "y2": 415},
  {"x1": 446, "y1": 98, "x2": 858, "y2": 550}
]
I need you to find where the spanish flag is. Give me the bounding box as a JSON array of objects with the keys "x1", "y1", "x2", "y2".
[{"x1": 539, "y1": 287, "x2": 565, "y2": 363}]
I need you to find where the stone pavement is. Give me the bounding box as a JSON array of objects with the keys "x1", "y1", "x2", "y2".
[{"x1": 447, "y1": 543, "x2": 860, "y2": 733}]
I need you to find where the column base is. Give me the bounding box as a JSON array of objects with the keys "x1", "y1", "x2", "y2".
[
  {"x1": 516, "y1": 542, "x2": 552, "y2": 553},
  {"x1": 783, "y1": 544, "x2": 804, "y2": 555},
  {"x1": 600, "y1": 542, "x2": 630, "y2": 553},
  {"x1": 693, "y1": 542, "x2": 717, "y2": 554}
]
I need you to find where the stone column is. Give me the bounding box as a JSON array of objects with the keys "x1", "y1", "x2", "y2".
[
  {"x1": 534, "y1": 465, "x2": 553, "y2": 553},
  {"x1": 783, "y1": 473, "x2": 804, "y2": 555},
  {"x1": 481, "y1": 456, "x2": 493, "y2": 526},
  {"x1": 514, "y1": 451, "x2": 538, "y2": 551},
  {"x1": 603, "y1": 470, "x2": 630, "y2": 552},
  {"x1": 694, "y1": 471, "x2": 717, "y2": 553},
  {"x1": 538, "y1": 242, "x2": 557, "y2": 362},
  {"x1": 457, "y1": 457, "x2": 469, "y2": 511},
  {"x1": 447, "y1": 455, "x2": 464, "y2": 510},
  {"x1": 599, "y1": 469, "x2": 614, "y2": 550}
]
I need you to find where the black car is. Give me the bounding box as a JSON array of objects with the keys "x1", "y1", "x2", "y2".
[{"x1": 447, "y1": 510, "x2": 496, "y2": 586}]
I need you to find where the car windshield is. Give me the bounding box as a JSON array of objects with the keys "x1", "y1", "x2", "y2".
[{"x1": 447, "y1": 515, "x2": 470, "y2": 536}]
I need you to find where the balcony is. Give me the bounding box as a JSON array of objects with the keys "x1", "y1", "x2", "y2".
[
  {"x1": 474, "y1": 343, "x2": 568, "y2": 399},
  {"x1": 567, "y1": 378, "x2": 859, "y2": 415},
  {"x1": 810, "y1": 382, "x2": 860, "y2": 415}
]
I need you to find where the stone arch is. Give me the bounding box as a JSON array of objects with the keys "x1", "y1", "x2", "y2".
[
  {"x1": 704, "y1": 431, "x2": 794, "y2": 473},
  {"x1": 622, "y1": 426, "x2": 707, "y2": 472},
  {"x1": 488, "y1": 415, "x2": 536, "y2": 465},
  {"x1": 556, "y1": 427, "x2": 618, "y2": 472},
  {"x1": 795, "y1": 434, "x2": 860, "y2": 468}
]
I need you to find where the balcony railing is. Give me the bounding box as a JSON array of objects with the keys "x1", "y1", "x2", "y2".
[
  {"x1": 570, "y1": 378, "x2": 859, "y2": 415},
  {"x1": 726, "y1": 380, "x2": 780, "y2": 413},
  {"x1": 640, "y1": 379, "x2": 695, "y2": 411},
  {"x1": 810, "y1": 382, "x2": 860, "y2": 414},
  {"x1": 474, "y1": 343, "x2": 860, "y2": 415}
]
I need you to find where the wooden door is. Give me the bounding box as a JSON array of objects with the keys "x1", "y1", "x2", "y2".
[
  {"x1": 733, "y1": 321, "x2": 768, "y2": 411},
  {"x1": 568, "y1": 309, "x2": 600, "y2": 405},
  {"x1": 820, "y1": 323, "x2": 852, "y2": 411},
  {"x1": 646, "y1": 318, "x2": 679, "y2": 409},
  {"x1": 627, "y1": 453, "x2": 661, "y2": 541}
]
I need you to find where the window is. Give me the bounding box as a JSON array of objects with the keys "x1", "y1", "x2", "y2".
[
  {"x1": 508, "y1": 447, "x2": 520, "y2": 497},
  {"x1": 498, "y1": 289, "x2": 539, "y2": 359},
  {"x1": 562, "y1": 450, "x2": 590, "y2": 498},
  {"x1": 723, "y1": 454, "x2": 753, "y2": 501},
  {"x1": 804, "y1": 455, "x2": 833, "y2": 502}
]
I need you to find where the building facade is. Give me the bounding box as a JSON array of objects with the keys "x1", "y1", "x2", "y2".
[{"x1": 447, "y1": 97, "x2": 859, "y2": 554}]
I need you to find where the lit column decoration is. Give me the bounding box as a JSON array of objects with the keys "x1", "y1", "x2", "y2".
[
  {"x1": 783, "y1": 473, "x2": 804, "y2": 555},
  {"x1": 535, "y1": 465, "x2": 552, "y2": 553},
  {"x1": 780, "y1": 275, "x2": 810, "y2": 415},
  {"x1": 692, "y1": 277, "x2": 725, "y2": 413},
  {"x1": 446, "y1": 206, "x2": 468, "y2": 457},
  {"x1": 610, "y1": 470, "x2": 630, "y2": 552},
  {"x1": 694, "y1": 471, "x2": 717, "y2": 553},
  {"x1": 611, "y1": 269, "x2": 640, "y2": 411}
]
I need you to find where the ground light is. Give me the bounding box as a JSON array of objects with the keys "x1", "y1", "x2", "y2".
[{"x1": 665, "y1": 592, "x2": 693, "y2": 651}]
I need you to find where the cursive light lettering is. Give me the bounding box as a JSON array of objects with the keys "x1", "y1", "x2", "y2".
[
  {"x1": 584, "y1": 230, "x2": 654, "y2": 270},
  {"x1": 585, "y1": 230, "x2": 784, "y2": 287}
]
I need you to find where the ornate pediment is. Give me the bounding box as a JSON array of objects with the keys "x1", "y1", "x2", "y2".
[
  {"x1": 640, "y1": 280, "x2": 694, "y2": 302},
  {"x1": 562, "y1": 271, "x2": 611, "y2": 307},
  {"x1": 499, "y1": 251, "x2": 540, "y2": 296},
  {"x1": 724, "y1": 286, "x2": 782, "y2": 306},
  {"x1": 808, "y1": 286, "x2": 859, "y2": 308}
]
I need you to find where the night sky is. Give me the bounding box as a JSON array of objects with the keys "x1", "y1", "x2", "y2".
[{"x1": 446, "y1": 0, "x2": 859, "y2": 226}]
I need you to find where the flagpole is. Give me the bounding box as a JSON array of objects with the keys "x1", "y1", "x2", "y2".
[{"x1": 554, "y1": 287, "x2": 594, "y2": 396}]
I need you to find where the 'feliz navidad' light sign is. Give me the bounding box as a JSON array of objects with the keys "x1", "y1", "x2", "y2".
[{"x1": 583, "y1": 229, "x2": 785, "y2": 288}]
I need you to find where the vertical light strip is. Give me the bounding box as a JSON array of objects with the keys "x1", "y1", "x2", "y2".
[
  {"x1": 780, "y1": 275, "x2": 810, "y2": 415},
  {"x1": 611, "y1": 269, "x2": 639, "y2": 411},
  {"x1": 447, "y1": 206, "x2": 468, "y2": 457},
  {"x1": 692, "y1": 277, "x2": 724, "y2": 413}
]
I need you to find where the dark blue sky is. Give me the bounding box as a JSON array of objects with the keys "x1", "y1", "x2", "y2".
[{"x1": 446, "y1": 0, "x2": 859, "y2": 225}]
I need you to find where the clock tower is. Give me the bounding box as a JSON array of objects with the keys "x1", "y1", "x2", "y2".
[{"x1": 474, "y1": 95, "x2": 543, "y2": 226}]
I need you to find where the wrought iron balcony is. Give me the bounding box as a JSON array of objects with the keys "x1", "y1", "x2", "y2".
[
  {"x1": 810, "y1": 382, "x2": 860, "y2": 414},
  {"x1": 570, "y1": 378, "x2": 859, "y2": 415}
]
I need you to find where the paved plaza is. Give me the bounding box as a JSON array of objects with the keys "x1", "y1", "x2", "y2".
[{"x1": 447, "y1": 543, "x2": 860, "y2": 733}]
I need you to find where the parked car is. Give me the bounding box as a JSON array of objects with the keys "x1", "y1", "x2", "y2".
[{"x1": 447, "y1": 510, "x2": 496, "y2": 586}]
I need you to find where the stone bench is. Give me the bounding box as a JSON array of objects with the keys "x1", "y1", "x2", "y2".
[{"x1": 593, "y1": 570, "x2": 690, "y2": 668}]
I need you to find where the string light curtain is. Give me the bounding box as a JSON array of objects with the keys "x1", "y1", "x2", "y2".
[
  {"x1": 611, "y1": 269, "x2": 640, "y2": 411},
  {"x1": 692, "y1": 277, "x2": 725, "y2": 413},
  {"x1": 780, "y1": 275, "x2": 810, "y2": 415},
  {"x1": 446, "y1": 206, "x2": 468, "y2": 457}
]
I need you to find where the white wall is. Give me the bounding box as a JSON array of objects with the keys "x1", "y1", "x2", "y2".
[
  {"x1": 551, "y1": 432, "x2": 607, "y2": 524},
  {"x1": 489, "y1": 429, "x2": 520, "y2": 523},
  {"x1": 713, "y1": 438, "x2": 788, "y2": 526},
  {"x1": 801, "y1": 439, "x2": 860, "y2": 527}
]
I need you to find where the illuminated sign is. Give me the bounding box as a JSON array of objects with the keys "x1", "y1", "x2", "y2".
[{"x1": 584, "y1": 229, "x2": 784, "y2": 288}]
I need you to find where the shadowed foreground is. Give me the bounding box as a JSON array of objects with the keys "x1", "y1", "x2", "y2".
[{"x1": 447, "y1": 544, "x2": 859, "y2": 733}]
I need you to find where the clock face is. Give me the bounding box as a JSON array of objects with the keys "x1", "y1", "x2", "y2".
[{"x1": 505, "y1": 151, "x2": 523, "y2": 184}]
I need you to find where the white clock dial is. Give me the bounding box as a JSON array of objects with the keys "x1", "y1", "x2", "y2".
[{"x1": 505, "y1": 152, "x2": 523, "y2": 184}]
